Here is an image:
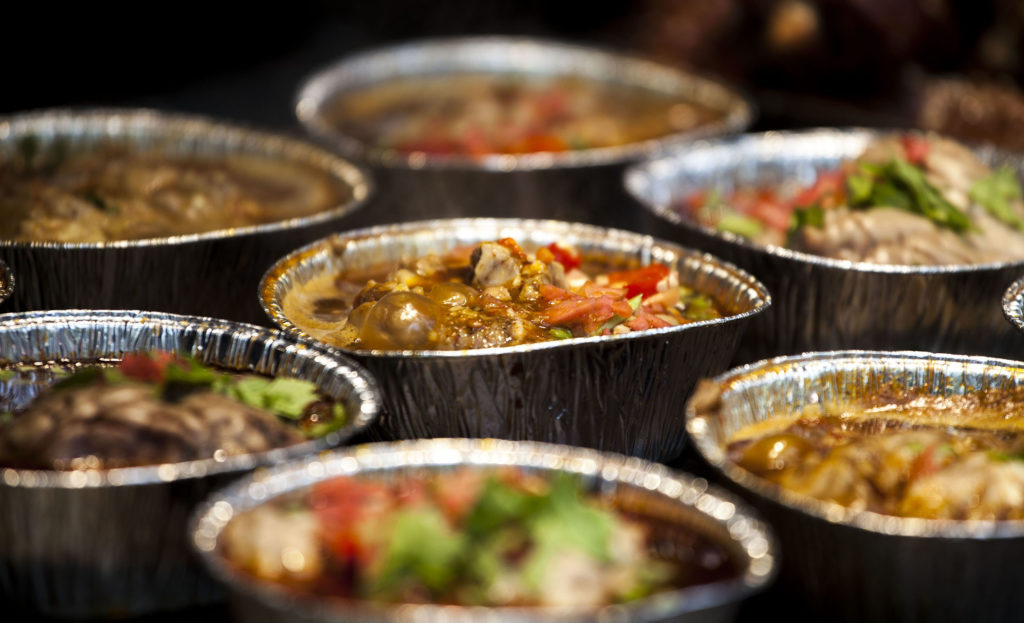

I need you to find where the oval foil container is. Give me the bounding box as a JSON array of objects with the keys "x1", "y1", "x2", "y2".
[
  {"x1": 686, "y1": 351, "x2": 1024, "y2": 623},
  {"x1": 0, "y1": 310, "x2": 381, "y2": 617},
  {"x1": 294, "y1": 36, "x2": 752, "y2": 231},
  {"x1": 0, "y1": 109, "x2": 371, "y2": 325},
  {"x1": 261, "y1": 218, "x2": 770, "y2": 463},
  {"x1": 191, "y1": 438, "x2": 777, "y2": 623},
  {"x1": 626, "y1": 128, "x2": 1024, "y2": 362},
  {"x1": 1003, "y1": 275, "x2": 1024, "y2": 337},
  {"x1": 0, "y1": 261, "x2": 12, "y2": 310}
]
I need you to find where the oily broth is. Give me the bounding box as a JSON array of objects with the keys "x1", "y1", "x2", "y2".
[
  {"x1": 324, "y1": 73, "x2": 720, "y2": 154},
  {"x1": 0, "y1": 145, "x2": 347, "y2": 242}
]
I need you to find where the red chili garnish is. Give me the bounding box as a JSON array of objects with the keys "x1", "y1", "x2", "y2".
[
  {"x1": 900, "y1": 135, "x2": 930, "y2": 165},
  {"x1": 604, "y1": 264, "x2": 670, "y2": 299},
  {"x1": 118, "y1": 351, "x2": 177, "y2": 382},
  {"x1": 545, "y1": 243, "x2": 581, "y2": 270}
]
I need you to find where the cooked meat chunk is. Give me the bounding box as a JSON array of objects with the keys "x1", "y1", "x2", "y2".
[
  {"x1": 0, "y1": 384, "x2": 305, "y2": 470},
  {"x1": 471, "y1": 242, "x2": 522, "y2": 289}
]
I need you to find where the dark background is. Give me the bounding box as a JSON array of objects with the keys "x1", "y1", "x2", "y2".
[{"x1": 5, "y1": 1, "x2": 1023, "y2": 145}]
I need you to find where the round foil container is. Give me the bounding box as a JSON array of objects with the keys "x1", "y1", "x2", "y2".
[
  {"x1": 686, "y1": 351, "x2": 1024, "y2": 623},
  {"x1": 0, "y1": 310, "x2": 381, "y2": 617},
  {"x1": 0, "y1": 260, "x2": 12, "y2": 310},
  {"x1": 191, "y1": 438, "x2": 777, "y2": 623},
  {"x1": 294, "y1": 36, "x2": 752, "y2": 231},
  {"x1": 260, "y1": 218, "x2": 771, "y2": 462},
  {"x1": 625, "y1": 128, "x2": 1024, "y2": 362},
  {"x1": 0, "y1": 108, "x2": 371, "y2": 325},
  {"x1": 1003, "y1": 275, "x2": 1024, "y2": 336}
]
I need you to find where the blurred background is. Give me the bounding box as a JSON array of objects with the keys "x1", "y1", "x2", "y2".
[{"x1": 4, "y1": 0, "x2": 1023, "y2": 148}]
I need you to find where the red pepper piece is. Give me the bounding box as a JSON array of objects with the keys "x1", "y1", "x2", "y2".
[
  {"x1": 900, "y1": 135, "x2": 930, "y2": 165},
  {"x1": 118, "y1": 351, "x2": 177, "y2": 382},
  {"x1": 604, "y1": 264, "x2": 671, "y2": 299},
  {"x1": 545, "y1": 242, "x2": 581, "y2": 270}
]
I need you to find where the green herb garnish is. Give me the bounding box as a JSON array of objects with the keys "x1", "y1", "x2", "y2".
[
  {"x1": 970, "y1": 166, "x2": 1024, "y2": 232},
  {"x1": 789, "y1": 204, "x2": 825, "y2": 231},
  {"x1": 847, "y1": 157, "x2": 973, "y2": 232},
  {"x1": 716, "y1": 212, "x2": 765, "y2": 238},
  {"x1": 548, "y1": 327, "x2": 573, "y2": 340}
]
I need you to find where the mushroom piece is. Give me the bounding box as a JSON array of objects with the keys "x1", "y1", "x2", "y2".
[{"x1": 470, "y1": 242, "x2": 522, "y2": 289}]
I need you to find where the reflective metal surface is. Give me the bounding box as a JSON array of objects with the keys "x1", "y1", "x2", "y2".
[
  {"x1": 261, "y1": 218, "x2": 770, "y2": 463},
  {"x1": 626, "y1": 128, "x2": 1024, "y2": 362},
  {"x1": 687, "y1": 350, "x2": 1024, "y2": 623},
  {"x1": 0, "y1": 310, "x2": 381, "y2": 617},
  {"x1": 0, "y1": 261, "x2": 11, "y2": 309},
  {"x1": 191, "y1": 438, "x2": 777, "y2": 623},
  {"x1": 1003, "y1": 275, "x2": 1024, "y2": 338},
  {"x1": 0, "y1": 109, "x2": 371, "y2": 325},
  {"x1": 294, "y1": 36, "x2": 752, "y2": 229}
]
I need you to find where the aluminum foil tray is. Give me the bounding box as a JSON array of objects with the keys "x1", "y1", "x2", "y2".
[
  {"x1": 261, "y1": 218, "x2": 770, "y2": 463},
  {"x1": 0, "y1": 310, "x2": 381, "y2": 617},
  {"x1": 625, "y1": 128, "x2": 1024, "y2": 362},
  {"x1": 294, "y1": 36, "x2": 752, "y2": 230},
  {"x1": 191, "y1": 438, "x2": 777, "y2": 623},
  {"x1": 687, "y1": 350, "x2": 1024, "y2": 623},
  {"x1": 0, "y1": 109, "x2": 371, "y2": 325}
]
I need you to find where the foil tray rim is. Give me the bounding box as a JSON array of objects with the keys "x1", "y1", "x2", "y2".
[
  {"x1": 0, "y1": 309, "x2": 382, "y2": 489},
  {"x1": 190, "y1": 437, "x2": 778, "y2": 621},
  {"x1": 293, "y1": 35, "x2": 754, "y2": 171},
  {"x1": 687, "y1": 349, "x2": 1024, "y2": 539},
  {"x1": 259, "y1": 217, "x2": 773, "y2": 358},
  {"x1": 625, "y1": 126, "x2": 1024, "y2": 273}
]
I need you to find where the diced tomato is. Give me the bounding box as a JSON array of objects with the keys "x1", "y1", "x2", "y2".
[
  {"x1": 460, "y1": 127, "x2": 493, "y2": 156},
  {"x1": 900, "y1": 134, "x2": 930, "y2": 165},
  {"x1": 626, "y1": 310, "x2": 671, "y2": 331},
  {"x1": 749, "y1": 197, "x2": 794, "y2": 232},
  {"x1": 793, "y1": 170, "x2": 846, "y2": 208},
  {"x1": 545, "y1": 242, "x2": 581, "y2": 270},
  {"x1": 579, "y1": 282, "x2": 627, "y2": 299},
  {"x1": 543, "y1": 296, "x2": 604, "y2": 325},
  {"x1": 682, "y1": 191, "x2": 708, "y2": 214},
  {"x1": 396, "y1": 138, "x2": 463, "y2": 155},
  {"x1": 539, "y1": 284, "x2": 570, "y2": 301},
  {"x1": 310, "y1": 477, "x2": 394, "y2": 565},
  {"x1": 604, "y1": 264, "x2": 670, "y2": 299},
  {"x1": 522, "y1": 134, "x2": 569, "y2": 153},
  {"x1": 433, "y1": 469, "x2": 486, "y2": 523},
  {"x1": 118, "y1": 351, "x2": 177, "y2": 382}
]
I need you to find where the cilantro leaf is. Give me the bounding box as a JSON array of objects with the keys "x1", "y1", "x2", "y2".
[
  {"x1": 970, "y1": 166, "x2": 1024, "y2": 232},
  {"x1": 369, "y1": 507, "x2": 466, "y2": 598},
  {"x1": 716, "y1": 212, "x2": 764, "y2": 238},
  {"x1": 790, "y1": 204, "x2": 825, "y2": 231}
]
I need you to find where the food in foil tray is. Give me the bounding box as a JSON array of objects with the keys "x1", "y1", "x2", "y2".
[
  {"x1": 0, "y1": 140, "x2": 345, "y2": 242},
  {"x1": 676, "y1": 134, "x2": 1024, "y2": 265},
  {"x1": 726, "y1": 383, "x2": 1024, "y2": 520},
  {"x1": 220, "y1": 467, "x2": 739, "y2": 608},
  {"x1": 283, "y1": 238, "x2": 723, "y2": 350},
  {"x1": 323, "y1": 74, "x2": 721, "y2": 156},
  {"x1": 0, "y1": 352, "x2": 346, "y2": 470}
]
